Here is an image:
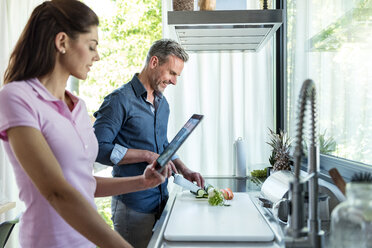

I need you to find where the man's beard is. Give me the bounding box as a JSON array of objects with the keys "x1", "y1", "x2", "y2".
[{"x1": 155, "y1": 81, "x2": 167, "y2": 93}]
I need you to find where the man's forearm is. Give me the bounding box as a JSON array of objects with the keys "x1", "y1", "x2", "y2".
[
  {"x1": 117, "y1": 148, "x2": 157, "y2": 165},
  {"x1": 172, "y1": 158, "x2": 188, "y2": 174}
]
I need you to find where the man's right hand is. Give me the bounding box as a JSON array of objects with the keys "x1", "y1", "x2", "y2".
[
  {"x1": 145, "y1": 151, "x2": 178, "y2": 174},
  {"x1": 145, "y1": 150, "x2": 160, "y2": 164}
]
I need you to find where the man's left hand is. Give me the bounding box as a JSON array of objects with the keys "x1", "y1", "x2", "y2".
[{"x1": 182, "y1": 169, "x2": 205, "y2": 188}]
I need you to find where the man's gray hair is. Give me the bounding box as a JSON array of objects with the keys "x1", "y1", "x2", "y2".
[{"x1": 145, "y1": 39, "x2": 189, "y2": 65}]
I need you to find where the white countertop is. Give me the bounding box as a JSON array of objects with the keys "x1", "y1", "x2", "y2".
[{"x1": 148, "y1": 177, "x2": 283, "y2": 248}]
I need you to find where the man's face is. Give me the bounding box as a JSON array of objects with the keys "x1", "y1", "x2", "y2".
[{"x1": 149, "y1": 55, "x2": 184, "y2": 93}]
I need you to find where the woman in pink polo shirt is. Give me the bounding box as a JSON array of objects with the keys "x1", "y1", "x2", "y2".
[{"x1": 0, "y1": 0, "x2": 172, "y2": 247}]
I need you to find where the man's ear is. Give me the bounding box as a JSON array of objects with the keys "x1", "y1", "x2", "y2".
[
  {"x1": 55, "y1": 32, "x2": 69, "y2": 54},
  {"x1": 149, "y1": 56, "x2": 159, "y2": 69}
]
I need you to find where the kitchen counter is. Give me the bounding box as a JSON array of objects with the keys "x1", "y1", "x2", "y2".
[{"x1": 148, "y1": 176, "x2": 285, "y2": 248}]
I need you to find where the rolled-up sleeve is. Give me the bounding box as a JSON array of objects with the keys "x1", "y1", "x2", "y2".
[
  {"x1": 110, "y1": 143, "x2": 128, "y2": 165},
  {"x1": 93, "y1": 92, "x2": 127, "y2": 166},
  {"x1": 171, "y1": 154, "x2": 179, "y2": 161}
]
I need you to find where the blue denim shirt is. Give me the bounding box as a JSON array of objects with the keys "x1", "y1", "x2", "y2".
[{"x1": 93, "y1": 74, "x2": 176, "y2": 213}]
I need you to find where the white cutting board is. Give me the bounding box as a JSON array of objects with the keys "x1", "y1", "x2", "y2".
[{"x1": 164, "y1": 192, "x2": 274, "y2": 242}]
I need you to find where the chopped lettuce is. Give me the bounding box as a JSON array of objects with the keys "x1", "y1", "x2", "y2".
[{"x1": 207, "y1": 188, "x2": 225, "y2": 206}]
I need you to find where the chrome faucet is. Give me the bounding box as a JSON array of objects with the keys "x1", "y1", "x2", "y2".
[{"x1": 285, "y1": 79, "x2": 324, "y2": 248}]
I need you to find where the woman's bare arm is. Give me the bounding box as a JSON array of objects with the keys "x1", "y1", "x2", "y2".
[
  {"x1": 7, "y1": 126, "x2": 132, "y2": 248},
  {"x1": 94, "y1": 163, "x2": 167, "y2": 197}
]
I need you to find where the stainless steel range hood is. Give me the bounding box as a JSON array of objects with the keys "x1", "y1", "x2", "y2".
[{"x1": 168, "y1": 10, "x2": 283, "y2": 52}]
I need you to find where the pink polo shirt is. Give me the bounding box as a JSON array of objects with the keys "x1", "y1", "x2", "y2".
[{"x1": 0, "y1": 78, "x2": 98, "y2": 248}]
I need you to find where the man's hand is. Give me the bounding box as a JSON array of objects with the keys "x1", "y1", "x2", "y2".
[
  {"x1": 145, "y1": 151, "x2": 178, "y2": 174},
  {"x1": 145, "y1": 151, "x2": 160, "y2": 164},
  {"x1": 182, "y1": 168, "x2": 205, "y2": 188},
  {"x1": 167, "y1": 160, "x2": 178, "y2": 174}
]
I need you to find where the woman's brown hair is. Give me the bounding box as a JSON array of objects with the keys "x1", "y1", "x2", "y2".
[{"x1": 3, "y1": 0, "x2": 99, "y2": 84}]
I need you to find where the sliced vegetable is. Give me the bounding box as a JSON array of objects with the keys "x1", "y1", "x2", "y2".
[
  {"x1": 194, "y1": 184, "x2": 234, "y2": 204},
  {"x1": 204, "y1": 183, "x2": 214, "y2": 193},
  {"x1": 208, "y1": 188, "x2": 225, "y2": 206},
  {"x1": 220, "y1": 189, "x2": 229, "y2": 200},
  {"x1": 195, "y1": 189, "x2": 207, "y2": 198},
  {"x1": 207, "y1": 187, "x2": 215, "y2": 196},
  {"x1": 225, "y1": 188, "x2": 234, "y2": 200}
]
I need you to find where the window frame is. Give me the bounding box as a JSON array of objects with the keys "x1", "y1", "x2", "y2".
[
  {"x1": 301, "y1": 155, "x2": 372, "y2": 183},
  {"x1": 279, "y1": 0, "x2": 372, "y2": 182}
]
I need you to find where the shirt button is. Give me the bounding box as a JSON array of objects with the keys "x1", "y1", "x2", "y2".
[{"x1": 85, "y1": 145, "x2": 88, "y2": 149}]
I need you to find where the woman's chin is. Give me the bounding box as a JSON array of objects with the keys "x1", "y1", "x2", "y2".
[{"x1": 72, "y1": 72, "x2": 87, "y2": 81}]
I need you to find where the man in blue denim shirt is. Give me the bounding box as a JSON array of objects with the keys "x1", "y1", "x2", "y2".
[{"x1": 93, "y1": 39, "x2": 205, "y2": 248}]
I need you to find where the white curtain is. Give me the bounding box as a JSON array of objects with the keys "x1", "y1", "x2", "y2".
[
  {"x1": 165, "y1": 51, "x2": 275, "y2": 176},
  {"x1": 162, "y1": 0, "x2": 275, "y2": 176},
  {"x1": 0, "y1": 1, "x2": 43, "y2": 247}
]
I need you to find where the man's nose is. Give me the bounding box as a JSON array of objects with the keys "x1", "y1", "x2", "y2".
[{"x1": 169, "y1": 76, "x2": 177, "y2": 85}]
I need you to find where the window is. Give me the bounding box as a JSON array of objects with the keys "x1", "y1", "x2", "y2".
[
  {"x1": 287, "y1": 0, "x2": 372, "y2": 169},
  {"x1": 81, "y1": 0, "x2": 162, "y2": 116}
]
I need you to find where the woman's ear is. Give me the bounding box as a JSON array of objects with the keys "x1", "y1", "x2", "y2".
[{"x1": 55, "y1": 32, "x2": 69, "y2": 54}]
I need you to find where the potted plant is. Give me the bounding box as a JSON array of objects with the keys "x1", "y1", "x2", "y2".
[{"x1": 267, "y1": 128, "x2": 293, "y2": 172}]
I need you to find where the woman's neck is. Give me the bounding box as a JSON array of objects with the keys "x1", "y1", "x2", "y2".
[{"x1": 38, "y1": 71, "x2": 69, "y2": 101}]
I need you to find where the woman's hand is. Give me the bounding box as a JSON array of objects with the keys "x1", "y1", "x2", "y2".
[
  {"x1": 143, "y1": 162, "x2": 170, "y2": 188},
  {"x1": 144, "y1": 152, "x2": 178, "y2": 174}
]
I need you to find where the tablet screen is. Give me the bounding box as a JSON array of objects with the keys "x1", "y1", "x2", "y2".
[{"x1": 156, "y1": 114, "x2": 203, "y2": 171}]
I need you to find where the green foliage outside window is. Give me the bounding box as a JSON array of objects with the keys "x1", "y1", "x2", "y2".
[
  {"x1": 95, "y1": 197, "x2": 113, "y2": 228},
  {"x1": 81, "y1": 0, "x2": 162, "y2": 115},
  {"x1": 287, "y1": 0, "x2": 372, "y2": 164}
]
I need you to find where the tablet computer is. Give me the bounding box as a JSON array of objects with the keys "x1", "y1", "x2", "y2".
[{"x1": 155, "y1": 114, "x2": 203, "y2": 172}]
